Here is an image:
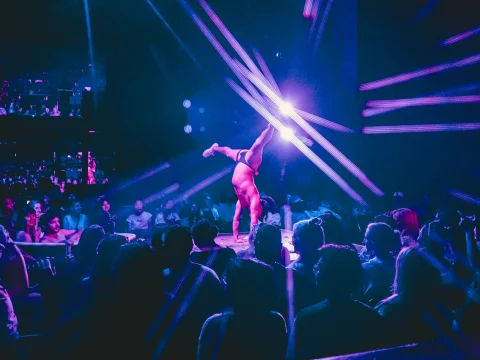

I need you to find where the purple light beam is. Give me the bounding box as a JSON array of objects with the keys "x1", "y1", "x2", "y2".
[
  {"x1": 295, "y1": 108, "x2": 355, "y2": 133},
  {"x1": 252, "y1": 48, "x2": 282, "y2": 98},
  {"x1": 360, "y1": 53, "x2": 480, "y2": 91},
  {"x1": 227, "y1": 78, "x2": 367, "y2": 205},
  {"x1": 232, "y1": 60, "x2": 384, "y2": 196},
  {"x1": 309, "y1": 0, "x2": 323, "y2": 38},
  {"x1": 441, "y1": 26, "x2": 480, "y2": 47},
  {"x1": 367, "y1": 95, "x2": 480, "y2": 108},
  {"x1": 196, "y1": 0, "x2": 268, "y2": 84},
  {"x1": 171, "y1": 165, "x2": 235, "y2": 205},
  {"x1": 449, "y1": 190, "x2": 480, "y2": 206},
  {"x1": 313, "y1": 0, "x2": 334, "y2": 53},
  {"x1": 362, "y1": 123, "x2": 480, "y2": 134},
  {"x1": 303, "y1": 0, "x2": 314, "y2": 18},
  {"x1": 363, "y1": 82, "x2": 480, "y2": 117}
]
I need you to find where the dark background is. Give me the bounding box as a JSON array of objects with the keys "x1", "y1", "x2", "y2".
[{"x1": 1, "y1": 0, "x2": 479, "y2": 205}]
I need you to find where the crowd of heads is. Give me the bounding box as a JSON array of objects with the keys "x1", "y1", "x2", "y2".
[{"x1": 0, "y1": 176, "x2": 479, "y2": 358}]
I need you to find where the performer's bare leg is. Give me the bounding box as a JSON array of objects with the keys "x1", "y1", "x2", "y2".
[
  {"x1": 246, "y1": 123, "x2": 275, "y2": 169},
  {"x1": 203, "y1": 144, "x2": 239, "y2": 160}
]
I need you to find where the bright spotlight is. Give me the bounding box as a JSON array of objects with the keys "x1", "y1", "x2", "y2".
[
  {"x1": 280, "y1": 102, "x2": 294, "y2": 115},
  {"x1": 281, "y1": 127, "x2": 294, "y2": 141},
  {"x1": 183, "y1": 99, "x2": 191, "y2": 109},
  {"x1": 184, "y1": 124, "x2": 192, "y2": 134}
]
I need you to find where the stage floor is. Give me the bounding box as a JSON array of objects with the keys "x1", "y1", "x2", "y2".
[{"x1": 214, "y1": 229, "x2": 299, "y2": 261}]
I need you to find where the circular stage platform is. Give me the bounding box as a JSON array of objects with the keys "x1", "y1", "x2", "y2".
[{"x1": 214, "y1": 229, "x2": 299, "y2": 261}]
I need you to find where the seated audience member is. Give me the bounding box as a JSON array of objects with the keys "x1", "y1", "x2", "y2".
[
  {"x1": 74, "y1": 225, "x2": 106, "y2": 280},
  {"x1": 58, "y1": 241, "x2": 164, "y2": 359},
  {"x1": 260, "y1": 196, "x2": 281, "y2": 227},
  {"x1": 63, "y1": 200, "x2": 88, "y2": 231},
  {"x1": 201, "y1": 194, "x2": 219, "y2": 225},
  {"x1": 40, "y1": 209, "x2": 81, "y2": 244},
  {"x1": 93, "y1": 198, "x2": 115, "y2": 234},
  {"x1": 375, "y1": 246, "x2": 452, "y2": 346},
  {"x1": 190, "y1": 220, "x2": 237, "y2": 278},
  {"x1": 289, "y1": 245, "x2": 385, "y2": 360},
  {"x1": 104, "y1": 241, "x2": 166, "y2": 358},
  {"x1": 391, "y1": 208, "x2": 419, "y2": 247},
  {"x1": 319, "y1": 211, "x2": 354, "y2": 249},
  {"x1": 126, "y1": 200, "x2": 152, "y2": 238},
  {"x1": 252, "y1": 224, "x2": 291, "y2": 267},
  {"x1": 361, "y1": 223, "x2": 401, "y2": 307},
  {"x1": 253, "y1": 224, "x2": 316, "y2": 326},
  {"x1": 0, "y1": 225, "x2": 29, "y2": 299},
  {"x1": 155, "y1": 200, "x2": 181, "y2": 229},
  {"x1": 30, "y1": 200, "x2": 44, "y2": 220},
  {"x1": 159, "y1": 226, "x2": 225, "y2": 360},
  {"x1": 198, "y1": 259, "x2": 287, "y2": 360},
  {"x1": 287, "y1": 218, "x2": 324, "y2": 282},
  {"x1": 439, "y1": 214, "x2": 479, "y2": 335},
  {"x1": 63, "y1": 234, "x2": 128, "y2": 318},
  {"x1": 16, "y1": 210, "x2": 41, "y2": 243},
  {"x1": 0, "y1": 275, "x2": 18, "y2": 353},
  {"x1": 0, "y1": 197, "x2": 18, "y2": 241}
]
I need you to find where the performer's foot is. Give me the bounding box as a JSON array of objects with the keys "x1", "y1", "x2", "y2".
[{"x1": 202, "y1": 143, "x2": 218, "y2": 158}]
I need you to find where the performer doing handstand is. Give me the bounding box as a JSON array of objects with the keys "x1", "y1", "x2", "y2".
[{"x1": 203, "y1": 124, "x2": 275, "y2": 242}]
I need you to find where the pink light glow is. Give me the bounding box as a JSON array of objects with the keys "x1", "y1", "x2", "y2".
[
  {"x1": 232, "y1": 60, "x2": 384, "y2": 196},
  {"x1": 366, "y1": 95, "x2": 480, "y2": 108},
  {"x1": 362, "y1": 123, "x2": 480, "y2": 134},
  {"x1": 295, "y1": 108, "x2": 355, "y2": 133},
  {"x1": 441, "y1": 26, "x2": 480, "y2": 47},
  {"x1": 360, "y1": 53, "x2": 480, "y2": 91},
  {"x1": 227, "y1": 78, "x2": 367, "y2": 205},
  {"x1": 303, "y1": 0, "x2": 314, "y2": 18}
]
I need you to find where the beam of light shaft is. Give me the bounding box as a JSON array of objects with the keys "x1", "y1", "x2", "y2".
[
  {"x1": 367, "y1": 95, "x2": 480, "y2": 108},
  {"x1": 113, "y1": 183, "x2": 180, "y2": 220},
  {"x1": 313, "y1": 0, "x2": 334, "y2": 51},
  {"x1": 441, "y1": 25, "x2": 480, "y2": 47},
  {"x1": 360, "y1": 53, "x2": 480, "y2": 91},
  {"x1": 252, "y1": 48, "x2": 282, "y2": 98},
  {"x1": 363, "y1": 82, "x2": 480, "y2": 117},
  {"x1": 362, "y1": 123, "x2": 480, "y2": 134},
  {"x1": 414, "y1": 0, "x2": 442, "y2": 23},
  {"x1": 227, "y1": 78, "x2": 367, "y2": 205},
  {"x1": 303, "y1": 0, "x2": 314, "y2": 18},
  {"x1": 177, "y1": 0, "x2": 266, "y2": 108},
  {"x1": 309, "y1": 0, "x2": 323, "y2": 38},
  {"x1": 295, "y1": 108, "x2": 355, "y2": 133},
  {"x1": 112, "y1": 162, "x2": 171, "y2": 193},
  {"x1": 147, "y1": 0, "x2": 204, "y2": 71},
  {"x1": 233, "y1": 60, "x2": 384, "y2": 196},
  {"x1": 171, "y1": 165, "x2": 235, "y2": 204},
  {"x1": 196, "y1": 0, "x2": 267, "y2": 83},
  {"x1": 449, "y1": 190, "x2": 480, "y2": 206},
  {"x1": 83, "y1": 0, "x2": 96, "y2": 106},
  {"x1": 142, "y1": 183, "x2": 181, "y2": 205}
]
